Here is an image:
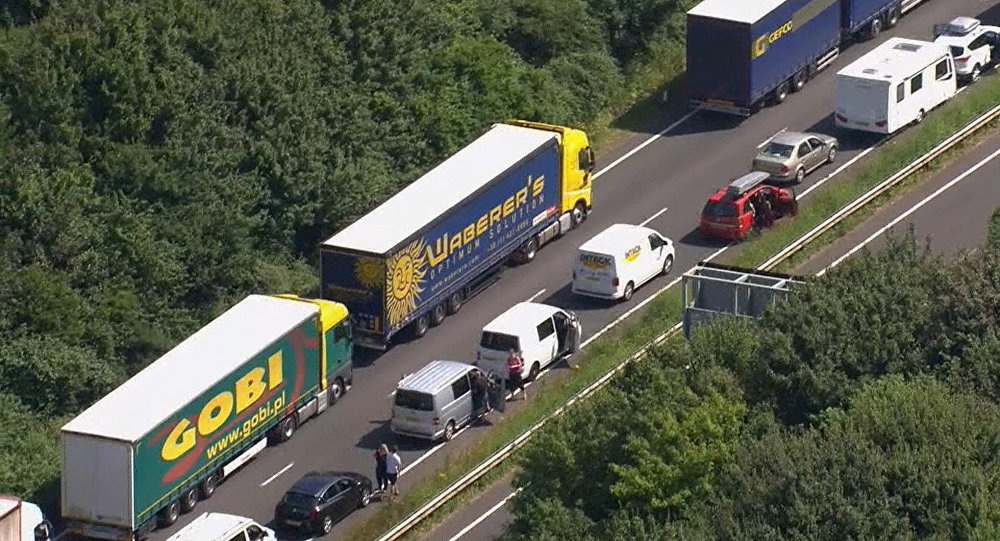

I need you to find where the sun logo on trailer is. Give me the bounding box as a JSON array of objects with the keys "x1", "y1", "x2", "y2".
[
  {"x1": 386, "y1": 239, "x2": 427, "y2": 328},
  {"x1": 354, "y1": 256, "x2": 384, "y2": 289}
]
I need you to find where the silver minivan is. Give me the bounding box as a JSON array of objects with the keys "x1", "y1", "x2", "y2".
[{"x1": 390, "y1": 360, "x2": 480, "y2": 442}]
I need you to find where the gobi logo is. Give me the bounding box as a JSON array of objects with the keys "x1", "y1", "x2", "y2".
[
  {"x1": 751, "y1": 20, "x2": 794, "y2": 59},
  {"x1": 624, "y1": 246, "x2": 642, "y2": 263}
]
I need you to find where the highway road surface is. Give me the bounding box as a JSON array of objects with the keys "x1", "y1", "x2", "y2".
[
  {"x1": 415, "y1": 116, "x2": 1000, "y2": 541},
  {"x1": 135, "y1": 1, "x2": 1000, "y2": 539}
]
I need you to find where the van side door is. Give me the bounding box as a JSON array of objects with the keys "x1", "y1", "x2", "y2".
[
  {"x1": 647, "y1": 233, "x2": 669, "y2": 281},
  {"x1": 535, "y1": 317, "x2": 558, "y2": 369},
  {"x1": 449, "y1": 373, "x2": 473, "y2": 427}
]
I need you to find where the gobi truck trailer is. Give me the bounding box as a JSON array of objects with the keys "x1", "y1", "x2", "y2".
[
  {"x1": 61, "y1": 295, "x2": 351, "y2": 541},
  {"x1": 687, "y1": 0, "x2": 841, "y2": 115},
  {"x1": 320, "y1": 120, "x2": 595, "y2": 349}
]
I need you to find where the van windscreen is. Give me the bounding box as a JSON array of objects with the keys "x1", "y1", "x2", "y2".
[
  {"x1": 395, "y1": 389, "x2": 434, "y2": 411},
  {"x1": 703, "y1": 201, "x2": 738, "y2": 218},
  {"x1": 480, "y1": 332, "x2": 519, "y2": 351}
]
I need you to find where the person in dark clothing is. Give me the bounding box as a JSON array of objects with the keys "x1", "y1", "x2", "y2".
[
  {"x1": 471, "y1": 369, "x2": 489, "y2": 421},
  {"x1": 374, "y1": 444, "x2": 388, "y2": 494}
]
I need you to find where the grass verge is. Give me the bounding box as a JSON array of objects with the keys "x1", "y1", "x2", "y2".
[{"x1": 344, "y1": 73, "x2": 1000, "y2": 541}]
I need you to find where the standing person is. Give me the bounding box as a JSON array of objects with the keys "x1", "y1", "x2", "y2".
[
  {"x1": 374, "y1": 444, "x2": 388, "y2": 495},
  {"x1": 386, "y1": 444, "x2": 403, "y2": 498},
  {"x1": 506, "y1": 348, "x2": 525, "y2": 400},
  {"x1": 471, "y1": 369, "x2": 488, "y2": 421}
]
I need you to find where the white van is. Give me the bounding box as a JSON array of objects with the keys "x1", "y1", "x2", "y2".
[
  {"x1": 166, "y1": 513, "x2": 276, "y2": 541},
  {"x1": 834, "y1": 38, "x2": 956, "y2": 134},
  {"x1": 572, "y1": 224, "x2": 675, "y2": 301},
  {"x1": 476, "y1": 302, "x2": 581, "y2": 382},
  {"x1": 391, "y1": 360, "x2": 481, "y2": 442}
]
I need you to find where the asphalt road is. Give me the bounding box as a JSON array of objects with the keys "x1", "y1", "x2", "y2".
[
  {"x1": 136, "y1": 1, "x2": 1000, "y2": 540},
  {"x1": 417, "y1": 94, "x2": 1000, "y2": 541}
]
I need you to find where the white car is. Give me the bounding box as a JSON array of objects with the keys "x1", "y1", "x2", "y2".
[{"x1": 933, "y1": 17, "x2": 1000, "y2": 83}]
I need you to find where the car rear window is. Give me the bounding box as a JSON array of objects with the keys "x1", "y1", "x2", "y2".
[
  {"x1": 480, "y1": 331, "x2": 519, "y2": 351},
  {"x1": 702, "y1": 201, "x2": 738, "y2": 218},
  {"x1": 760, "y1": 142, "x2": 795, "y2": 158},
  {"x1": 949, "y1": 46, "x2": 966, "y2": 57},
  {"x1": 394, "y1": 389, "x2": 434, "y2": 411},
  {"x1": 282, "y1": 491, "x2": 318, "y2": 507}
]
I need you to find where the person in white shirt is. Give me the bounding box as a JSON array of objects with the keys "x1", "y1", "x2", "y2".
[{"x1": 386, "y1": 445, "x2": 403, "y2": 498}]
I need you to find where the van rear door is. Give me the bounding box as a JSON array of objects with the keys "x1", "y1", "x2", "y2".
[
  {"x1": 392, "y1": 389, "x2": 437, "y2": 437},
  {"x1": 574, "y1": 250, "x2": 616, "y2": 295}
]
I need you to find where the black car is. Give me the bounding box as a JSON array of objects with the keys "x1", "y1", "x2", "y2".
[{"x1": 274, "y1": 471, "x2": 373, "y2": 535}]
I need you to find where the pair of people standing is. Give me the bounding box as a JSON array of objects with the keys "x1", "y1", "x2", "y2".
[{"x1": 374, "y1": 444, "x2": 402, "y2": 499}]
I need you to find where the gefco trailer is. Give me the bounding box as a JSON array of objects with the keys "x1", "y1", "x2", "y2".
[
  {"x1": 61, "y1": 295, "x2": 351, "y2": 541},
  {"x1": 686, "y1": 0, "x2": 934, "y2": 116},
  {"x1": 320, "y1": 120, "x2": 595, "y2": 349}
]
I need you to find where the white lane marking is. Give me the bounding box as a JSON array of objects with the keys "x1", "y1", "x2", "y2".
[
  {"x1": 798, "y1": 145, "x2": 876, "y2": 199},
  {"x1": 446, "y1": 487, "x2": 524, "y2": 541},
  {"x1": 399, "y1": 426, "x2": 470, "y2": 477},
  {"x1": 816, "y1": 143, "x2": 1000, "y2": 277},
  {"x1": 758, "y1": 127, "x2": 787, "y2": 148},
  {"x1": 639, "y1": 207, "x2": 669, "y2": 227},
  {"x1": 592, "y1": 110, "x2": 699, "y2": 181},
  {"x1": 526, "y1": 289, "x2": 547, "y2": 302},
  {"x1": 261, "y1": 462, "x2": 294, "y2": 487}
]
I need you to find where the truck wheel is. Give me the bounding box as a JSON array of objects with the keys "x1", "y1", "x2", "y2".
[
  {"x1": 868, "y1": 17, "x2": 882, "y2": 39},
  {"x1": 772, "y1": 82, "x2": 789, "y2": 104},
  {"x1": 430, "y1": 303, "x2": 446, "y2": 327},
  {"x1": 791, "y1": 70, "x2": 807, "y2": 92},
  {"x1": 179, "y1": 487, "x2": 199, "y2": 513},
  {"x1": 276, "y1": 415, "x2": 296, "y2": 443},
  {"x1": 411, "y1": 314, "x2": 430, "y2": 338},
  {"x1": 446, "y1": 291, "x2": 463, "y2": 314},
  {"x1": 662, "y1": 255, "x2": 674, "y2": 276},
  {"x1": 571, "y1": 202, "x2": 587, "y2": 229},
  {"x1": 157, "y1": 500, "x2": 180, "y2": 527},
  {"x1": 622, "y1": 281, "x2": 635, "y2": 302},
  {"x1": 520, "y1": 237, "x2": 538, "y2": 263},
  {"x1": 199, "y1": 471, "x2": 220, "y2": 499},
  {"x1": 886, "y1": 6, "x2": 900, "y2": 27},
  {"x1": 329, "y1": 377, "x2": 345, "y2": 405}
]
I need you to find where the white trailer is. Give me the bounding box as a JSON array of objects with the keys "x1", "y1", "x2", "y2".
[{"x1": 834, "y1": 37, "x2": 956, "y2": 134}]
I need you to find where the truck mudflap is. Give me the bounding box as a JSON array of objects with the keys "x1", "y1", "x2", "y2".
[{"x1": 690, "y1": 99, "x2": 751, "y2": 117}]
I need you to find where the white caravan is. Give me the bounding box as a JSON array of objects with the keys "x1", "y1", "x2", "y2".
[{"x1": 834, "y1": 38, "x2": 956, "y2": 134}]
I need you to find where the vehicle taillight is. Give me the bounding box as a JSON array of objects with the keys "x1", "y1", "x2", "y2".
[
  {"x1": 835, "y1": 113, "x2": 847, "y2": 122},
  {"x1": 779, "y1": 165, "x2": 789, "y2": 175},
  {"x1": 957, "y1": 55, "x2": 970, "y2": 64},
  {"x1": 611, "y1": 277, "x2": 619, "y2": 287},
  {"x1": 875, "y1": 120, "x2": 887, "y2": 127},
  {"x1": 432, "y1": 417, "x2": 440, "y2": 426},
  {"x1": 307, "y1": 508, "x2": 318, "y2": 519}
]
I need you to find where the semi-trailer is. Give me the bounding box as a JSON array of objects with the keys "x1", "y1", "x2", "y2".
[
  {"x1": 60, "y1": 294, "x2": 352, "y2": 541},
  {"x1": 686, "y1": 0, "x2": 933, "y2": 116},
  {"x1": 320, "y1": 120, "x2": 595, "y2": 349}
]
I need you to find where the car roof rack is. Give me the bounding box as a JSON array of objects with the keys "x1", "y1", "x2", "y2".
[{"x1": 726, "y1": 171, "x2": 770, "y2": 198}]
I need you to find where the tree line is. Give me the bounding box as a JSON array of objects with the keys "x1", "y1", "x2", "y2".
[
  {"x1": 505, "y1": 222, "x2": 1000, "y2": 540},
  {"x1": 0, "y1": 0, "x2": 698, "y2": 506}
]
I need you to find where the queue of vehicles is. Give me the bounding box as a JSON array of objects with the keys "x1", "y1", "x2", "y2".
[{"x1": 52, "y1": 0, "x2": 998, "y2": 538}]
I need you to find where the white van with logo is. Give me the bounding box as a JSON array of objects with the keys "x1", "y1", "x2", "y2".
[
  {"x1": 166, "y1": 513, "x2": 276, "y2": 541},
  {"x1": 391, "y1": 360, "x2": 481, "y2": 442},
  {"x1": 476, "y1": 302, "x2": 581, "y2": 382},
  {"x1": 572, "y1": 224, "x2": 675, "y2": 301}
]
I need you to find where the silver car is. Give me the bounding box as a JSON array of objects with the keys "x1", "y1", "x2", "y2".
[{"x1": 752, "y1": 131, "x2": 838, "y2": 184}]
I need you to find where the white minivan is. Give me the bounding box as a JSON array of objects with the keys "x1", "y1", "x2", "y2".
[
  {"x1": 166, "y1": 513, "x2": 276, "y2": 541},
  {"x1": 476, "y1": 302, "x2": 581, "y2": 382},
  {"x1": 572, "y1": 224, "x2": 675, "y2": 301}
]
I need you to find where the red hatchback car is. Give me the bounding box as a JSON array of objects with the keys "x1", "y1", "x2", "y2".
[{"x1": 700, "y1": 171, "x2": 798, "y2": 242}]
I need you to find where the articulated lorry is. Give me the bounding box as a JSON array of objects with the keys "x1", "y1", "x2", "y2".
[
  {"x1": 686, "y1": 0, "x2": 932, "y2": 116},
  {"x1": 61, "y1": 295, "x2": 352, "y2": 541},
  {"x1": 0, "y1": 496, "x2": 51, "y2": 541},
  {"x1": 320, "y1": 120, "x2": 595, "y2": 349}
]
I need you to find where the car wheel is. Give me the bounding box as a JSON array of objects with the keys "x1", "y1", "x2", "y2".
[
  {"x1": 773, "y1": 82, "x2": 789, "y2": 104},
  {"x1": 868, "y1": 17, "x2": 882, "y2": 39},
  {"x1": 359, "y1": 487, "x2": 372, "y2": 508},
  {"x1": 622, "y1": 282, "x2": 635, "y2": 302},
  {"x1": 329, "y1": 377, "x2": 345, "y2": 405},
  {"x1": 886, "y1": 6, "x2": 900, "y2": 27},
  {"x1": 319, "y1": 514, "x2": 333, "y2": 535},
  {"x1": 179, "y1": 487, "x2": 199, "y2": 513},
  {"x1": 972, "y1": 64, "x2": 982, "y2": 83},
  {"x1": 446, "y1": 291, "x2": 463, "y2": 314},
  {"x1": 444, "y1": 420, "x2": 456, "y2": 441},
  {"x1": 662, "y1": 255, "x2": 674, "y2": 276},
  {"x1": 527, "y1": 362, "x2": 540, "y2": 382},
  {"x1": 157, "y1": 500, "x2": 180, "y2": 527},
  {"x1": 827, "y1": 145, "x2": 837, "y2": 164},
  {"x1": 198, "y1": 471, "x2": 219, "y2": 499},
  {"x1": 429, "y1": 303, "x2": 446, "y2": 327},
  {"x1": 795, "y1": 167, "x2": 805, "y2": 184},
  {"x1": 571, "y1": 202, "x2": 587, "y2": 229},
  {"x1": 410, "y1": 314, "x2": 430, "y2": 338}
]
